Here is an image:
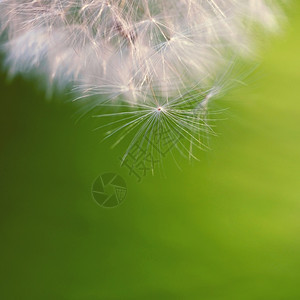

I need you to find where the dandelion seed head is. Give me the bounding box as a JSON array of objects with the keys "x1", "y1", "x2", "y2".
[{"x1": 0, "y1": 0, "x2": 286, "y2": 162}]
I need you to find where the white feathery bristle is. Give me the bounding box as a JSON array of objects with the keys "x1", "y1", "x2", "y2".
[{"x1": 0, "y1": 1, "x2": 285, "y2": 161}]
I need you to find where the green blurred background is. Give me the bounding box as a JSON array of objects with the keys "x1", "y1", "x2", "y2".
[{"x1": 1, "y1": 4, "x2": 300, "y2": 300}]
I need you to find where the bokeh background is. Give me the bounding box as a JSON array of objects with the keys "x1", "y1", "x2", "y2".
[{"x1": 1, "y1": 3, "x2": 300, "y2": 300}]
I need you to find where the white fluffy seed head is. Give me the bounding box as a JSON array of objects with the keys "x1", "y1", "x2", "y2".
[
  {"x1": 0, "y1": 1, "x2": 285, "y2": 98},
  {"x1": 0, "y1": 1, "x2": 286, "y2": 160}
]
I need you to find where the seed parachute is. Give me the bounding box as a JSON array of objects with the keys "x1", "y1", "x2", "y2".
[{"x1": 0, "y1": 0, "x2": 285, "y2": 166}]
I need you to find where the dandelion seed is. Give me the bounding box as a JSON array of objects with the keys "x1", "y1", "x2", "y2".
[{"x1": 0, "y1": 0, "x2": 285, "y2": 163}]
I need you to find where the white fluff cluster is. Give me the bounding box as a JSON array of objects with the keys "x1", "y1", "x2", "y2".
[{"x1": 0, "y1": 1, "x2": 284, "y2": 161}]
